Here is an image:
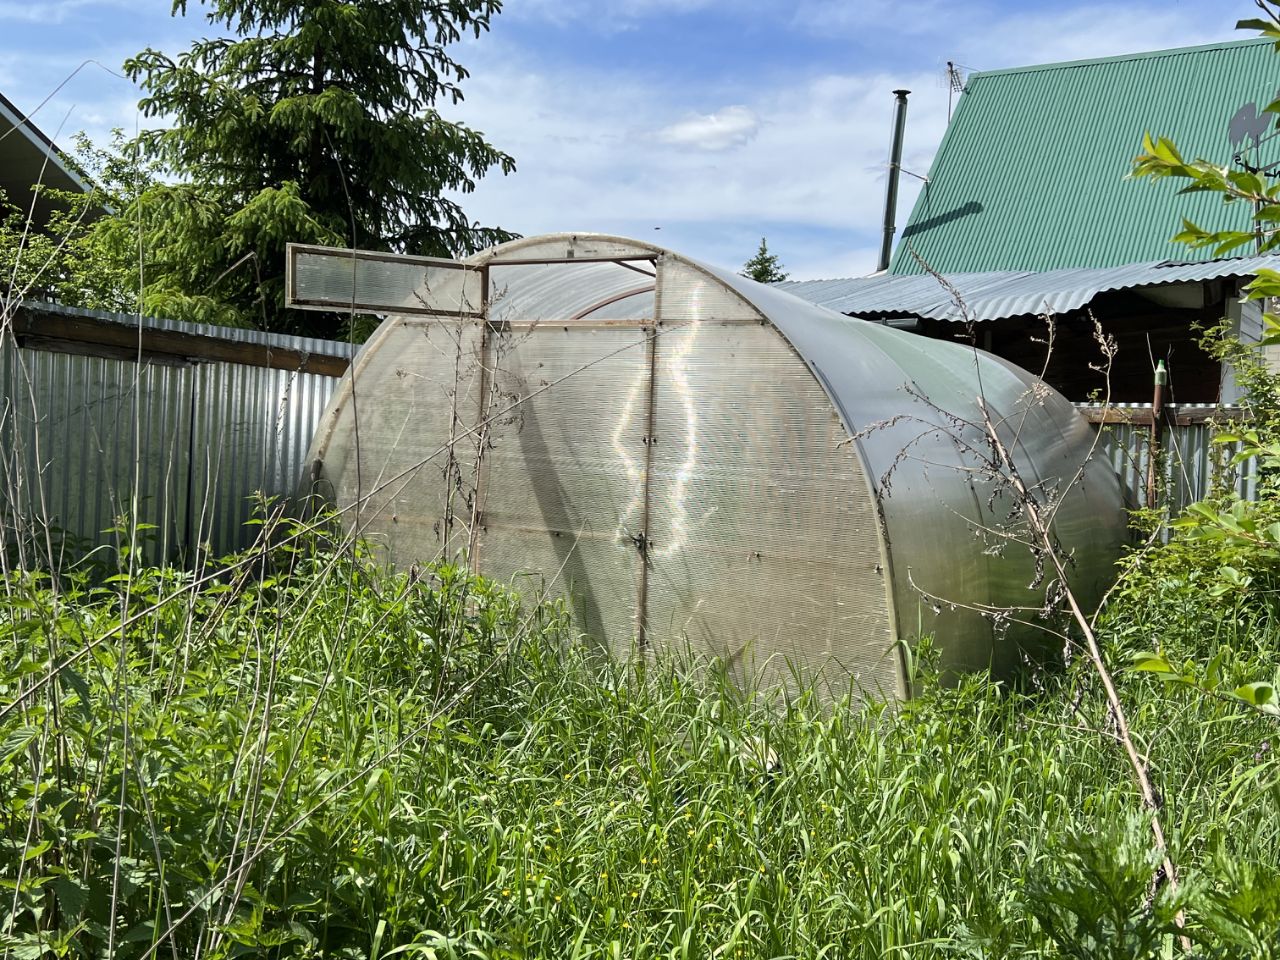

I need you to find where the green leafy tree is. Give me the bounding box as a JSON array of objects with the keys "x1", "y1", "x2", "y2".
[
  {"x1": 740, "y1": 237, "x2": 789, "y2": 284},
  {"x1": 121, "y1": 0, "x2": 517, "y2": 337},
  {"x1": 0, "y1": 132, "x2": 156, "y2": 316}
]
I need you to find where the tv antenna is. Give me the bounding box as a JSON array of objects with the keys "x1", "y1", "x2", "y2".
[{"x1": 945, "y1": 61, "x2": 968, "y2": 120}]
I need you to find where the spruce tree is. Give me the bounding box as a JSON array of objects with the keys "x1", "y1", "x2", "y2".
[
  {"x1": 740, "y1": 237, "x2": 789, "y2": 284},
  {"x1": 122, "y1": 0, "x2": 516, "y2": 336}
]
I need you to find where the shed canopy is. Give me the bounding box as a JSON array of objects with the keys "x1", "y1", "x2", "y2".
[
  {"x1": 0, "y1": 90, "x2": 91, "y2": 224},
  {"x1": 781, "y1": 256, "x2": 1280, "y2": 324}
]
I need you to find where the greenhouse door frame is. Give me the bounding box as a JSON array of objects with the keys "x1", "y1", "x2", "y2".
[{"x1": 473, "y1": 254, "x2": 662, "y2": 648}]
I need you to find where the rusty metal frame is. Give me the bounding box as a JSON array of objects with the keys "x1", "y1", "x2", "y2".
[{"x1": 569, "y1": 284, "x2": 656, "y2": 321}]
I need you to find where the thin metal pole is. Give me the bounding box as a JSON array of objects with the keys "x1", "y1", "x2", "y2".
[
  {"x1": 877, "y1": 90, "x2": 911, "y2": 273},
  {"x1": 1146, "y1": 358, "x2": 1167, "y2": 510}
]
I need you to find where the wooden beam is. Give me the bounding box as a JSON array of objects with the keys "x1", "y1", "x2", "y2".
[
  {"x1": 1076, "y1": 404, "x2": 1247, "y2": 426},
  {"x1": 11, "y1": 307, "x2": 351, "y2": 377}
]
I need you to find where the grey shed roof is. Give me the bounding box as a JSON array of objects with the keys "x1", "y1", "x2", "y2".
[
  {"x1": 778, "y1": 256, "x2": 1280, "y2": 323},
  {"x1": 0, "y1": 90, "x2": 92, "y2": 223}
]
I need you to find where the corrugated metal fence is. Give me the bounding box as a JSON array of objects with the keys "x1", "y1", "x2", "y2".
[
  {"x1": 1, "y1": 302, "x2": 352, "y2": 566},
  {"x1": 1078, "y1": 403, "x2": 1258, "y2": 511}
]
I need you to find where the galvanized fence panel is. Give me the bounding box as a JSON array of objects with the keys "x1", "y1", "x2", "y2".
[
  {"x1": 187, "y1": 362, "x2": 339, "y2": 555},
  {"x1": 1, "y1": 305, "x2": 350, "y2": 568},
  {"x1": 1, "y1": 344, "x2": 196, "y2": 565},
  {"x1": 1082, "y1": 403, "x2": 1258, "y2": 514}
]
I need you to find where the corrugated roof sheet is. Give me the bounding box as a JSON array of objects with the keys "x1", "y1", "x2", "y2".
[
  {"x1": 780, "y1": 255, "x2": 1280, "y2": 322},
  {"x1": 890, "y1": 38, "x2": 1280, "y2": 275}
]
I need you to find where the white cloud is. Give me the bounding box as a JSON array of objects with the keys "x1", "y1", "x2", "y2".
[
  {"x1": 657, "y1": 105, "x2": 759, "y2": 151},
  {"x1": 0, "y1": 0, "x2": 131, "y2": 23},
  {"x1": 444, "y1": 48, "x2": 948, "y2": 277}
]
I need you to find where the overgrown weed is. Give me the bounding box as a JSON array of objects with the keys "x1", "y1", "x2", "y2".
[{"x1": 2, "y1": 520, "x2": 1280, "y2": 958}]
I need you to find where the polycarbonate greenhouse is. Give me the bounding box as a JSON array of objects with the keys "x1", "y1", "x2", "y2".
[{"x1": 288, "y1": 234, "x2": 1128, "y2": 698}]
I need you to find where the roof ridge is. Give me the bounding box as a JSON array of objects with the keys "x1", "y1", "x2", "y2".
[{"x1": 970, "y1": 36, "x2": 1273, "y2": 81}]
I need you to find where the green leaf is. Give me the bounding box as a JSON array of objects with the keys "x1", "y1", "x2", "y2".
[
  {"x1": 1233, "y1": 683, "x2": 1280, "y2": 715},
  {"x1": 1130, "y1": 652, "x2": 1175, "y2": 674},
  {"x1": 1237, "y1": 17, "x2": 1280, "y2": 37},
  {"x1": 22, "y1": 839, "x2": 53, "y2": 861},
  {"x1": 1204, "y1": 650, "x2": 1228, "y2": 690},
  {"x1": 0, "y1": 933, "x2": 47, "y2": 960},
  {"x1": 53, "y1": 876, "x2": 89, "y2": 919},
  {"x1": 0, "y1": 726, "x2": 39, "y2": 766},
  {"x1": 361, "y1": 767, "x2": 388, "y2": 804}
]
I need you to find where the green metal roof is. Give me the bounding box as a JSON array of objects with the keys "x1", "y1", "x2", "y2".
[{"x1": 890, "y1": 38, "x2": 1280, "y2": 275}]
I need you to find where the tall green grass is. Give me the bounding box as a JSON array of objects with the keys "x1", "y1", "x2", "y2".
[{"x1": 3, "y1": 527, "x2": 1280, "y2": 959}]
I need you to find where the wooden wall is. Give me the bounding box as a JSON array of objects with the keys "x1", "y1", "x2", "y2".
[{"x1": 916, "y1": 288, "x2": 1228, "y2": 403}]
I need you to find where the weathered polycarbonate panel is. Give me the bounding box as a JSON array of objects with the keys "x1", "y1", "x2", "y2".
[
  {"x1": 311, "y1": 318, "x2": 484, "y2": 561},
  {"x1": 487, "y1": 261, "x2": 656, "y2": 324},
  {"x1": 476, "y1": 325, "x2": 651, "y2": 651},
  {"x1": 643, "y1": 321, "x2": 898, "y2": 696},
  {"x1": 477, "y1": 235, "x2": 659, "y2": 263},
  {"x1": 288, "y1": 243, "x2": 482, "y2": 318},
  {"x1": 659, "y1": 259, "x2": 763, "y2": 322},
  {"x1": 708, "y1": 271, "x2": 1128, "y2": 677}
]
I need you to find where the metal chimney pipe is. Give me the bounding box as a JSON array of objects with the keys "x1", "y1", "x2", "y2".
[{"x1": 877, "y1": 89, "x2": 911, "y2": 273}]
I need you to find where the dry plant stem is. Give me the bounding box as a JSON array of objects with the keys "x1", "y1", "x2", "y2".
[
  {"x1": 976, "y1": 396, "x2": 1187, "y2": 934},
  {"x1": 906, "y1": 253, "x2": 1183, "y2": 906}
]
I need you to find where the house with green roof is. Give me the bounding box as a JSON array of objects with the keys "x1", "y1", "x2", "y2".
[
  {"x1": 892, "y1": 38, "x2": 1279, "y2": 276},
  {"x1": 786, "y1": 38, "x2": 1280, "y2": 403}
]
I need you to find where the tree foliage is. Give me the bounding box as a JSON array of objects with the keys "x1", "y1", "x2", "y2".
[
  {"x1": 0, "y1": 133, "x2": 156, "y2": 317},
  {"x1": 117, "y1": 0, "x2": 517, "y2": 336},
  {"x1": 740, "y1": 237, "x2": 788, "y2": 284}
]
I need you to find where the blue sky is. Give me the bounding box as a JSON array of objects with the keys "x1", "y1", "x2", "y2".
[{"x1": 0, "y1": 0, "x2": 1259, "y2": 278}]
